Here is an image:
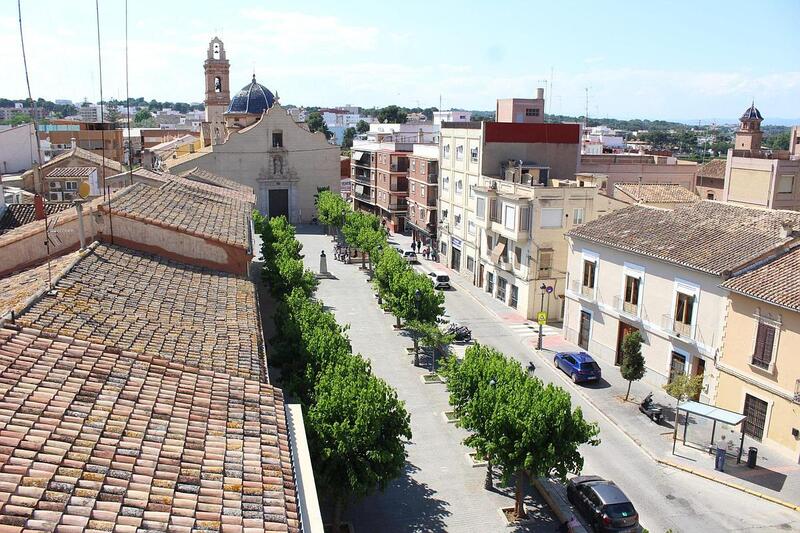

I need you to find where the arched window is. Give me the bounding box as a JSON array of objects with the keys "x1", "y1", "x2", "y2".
[
  {"x1": 214, "y1": 76, "x2": 222, "y2": 93},
  {"x1": 213, "y1": 43, "x2": 220, "y2": 59}
]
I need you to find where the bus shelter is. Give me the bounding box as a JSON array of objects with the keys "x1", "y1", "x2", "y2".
[{"x1": 672, "y1": 400, "x2": 747, "y2": 463}]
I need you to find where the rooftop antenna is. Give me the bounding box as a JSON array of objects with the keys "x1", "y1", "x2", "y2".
[
  {"x1": 124, "y1": 0, "x2": 133, "y2": 184},
  {"x1": 584, "y1": 87, "x2": 589, "y2": 128},
  {"x1": 548, "y1": 66, "x2": 554, "y2": 118},
  {"x1": 94, "y1": 0, "x2": 108, "y2": 203}
]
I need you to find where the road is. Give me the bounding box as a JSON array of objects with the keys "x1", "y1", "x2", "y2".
[{"x1": 417, "y1": 259, "x2": 800, "y2": 532}]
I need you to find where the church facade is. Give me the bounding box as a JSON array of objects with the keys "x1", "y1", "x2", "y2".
[{"x1": 171, "y1": 37, "x2": 340, "y2": 223}]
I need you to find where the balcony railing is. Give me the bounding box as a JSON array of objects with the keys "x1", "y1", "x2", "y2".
[
  {"x1": 387, "y1": 201, "x2": 407, "y2": 211},
  {"x1": 662, "y1": 314, "x2": 694, "y2": 340},
  {"x1": 353, "y1": 191, "x2": 374, "y2": 203},
  {"x1": 614, "y1": 295, "x2": 640, "y2": 319},
  {"x1": 352, "y1": 173, "x2": 371, "y2": 184},
  {"x1": 570, "y1": 280, "x2": 595, "y2": 301}
]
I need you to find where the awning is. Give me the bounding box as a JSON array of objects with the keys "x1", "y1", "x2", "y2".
[
  {"x1": 677, "y1": 401, "x2": 746, "y2": 426},
  {"x1": 352, "y1": 151, "x2": 365, "y2": 160},
  {"x1": 490, "y1": 241, "x2": 506, "y2": 263}
]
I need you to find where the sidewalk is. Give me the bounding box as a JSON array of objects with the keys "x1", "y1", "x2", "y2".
[{"x1": 393, "y1": 232, "x2": 800, "y2": 511}]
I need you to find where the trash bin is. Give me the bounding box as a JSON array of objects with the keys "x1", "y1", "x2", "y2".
[{"x1": 747, "y1": 446, "x2": 758, "y2": 468}]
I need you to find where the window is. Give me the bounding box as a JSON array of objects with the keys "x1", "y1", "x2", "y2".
[
  {"x1": 420, "y1": 161, "x2": 426, "y2": 173},
  {"x1": 272, "y1": 131, "x2": 283, "y2": 148},
  {"x1": 674, "y1": 292, "x2": 695, "y2": 334},
  {"x1": 468, "y1": 220, "x2": 476, "y2": 235},
  {"x1": 487, "y1": 273, "x2": 494, "y2": 293},
  {"x1": 420, "y1": 186, "x2": 425, "y2": 197},
  {"x1": 514, "y1": 246, "x2": 522, "y2": 266},
  {"x1": 456, "y1": 180, "x2": 463, "y2": 194},
  {"x1": 467, "y1": 256, "x2": 475, "y2": 272},
  {"x1": 525, "y1": 108, "x2": 540, "y2": 117},
  {"x1": 486, "y1": 233, "x2": 493, "y2": 251},
  {"x1": 707, "y1": 191, "x2": 715, "y2": 200},
  {"x1": 489, "y1": 199, "x2": 499, "y2": 222},
  {"x1": 538, "y1": 251, "x2": 553, "y2": 277},
  {"x1": 752, "y1": 321, "x2": 776, "y2": 370},
  {"x1": 470, "y1": 147, "x2": 478, "y2": 162},
  {"x1": 582, "y1": 260, "x2": 596, "y2": 288},
  {"x1": 540, "y1": 208, "x2": 563, "y2": 228},
  {"x1": 469, "y1": 176, "x2": 475, "y2": 198},
  {"x1": 65, "y1": 181, "x2": 78, "y2": 191},
  {"x1": 49, "y1": 181, "x2": 62, "y2": 190},
  {"x1": 419, "y1": 206, "x2": 425, "y2": 219},
  {"x1": 504, "y1": 205, "x2": 516, "y2": 230},
  {"x1": 441, "y1": 242, "x2": 447, "y2": 255},
  {"x1": 442, "y1": 208, "x2": 448, "y2": 220},
  {"x1": 411, "y1": 183, "x2": 416, "y2": 193},
  {"x1": 443, "y1": 144, "x2": 451, "y2": 159},
  {"x1": 573, "y1": 208, "x2": 585, "y2": 225},
  {"x1": 519, "y1": 207, "x2": 531, "y2": 230},
  {"x1": 778, "y1": 175, "x2": 794, "y2": 194},
  {"x1": 743, "y1": 394, "x2": 768, "y2": 440},
  {"x1": 476, "y1": 197, "x2": 486, "y2": 219},
  {"x1": 624, "y1": 275, "x2": 640, "y2": 314},
  {"x1": 497, "y1": 277, "x2": 507, "y2": 301},
  {"x1": 442, "y1": 176, "x2": 450, "y2": 191},
  {"x1": 411, "y1": 159, "x2": 416, "y2": 171},
  {"x1": 456, "y1": 145, "x2": 464, "y2": 161},
  {"x1": 454, "y1": 213, "x2": 462, "y2": 226},
  {"x1": 510, "y1": 285, "x2": 519, "y2": 308}
]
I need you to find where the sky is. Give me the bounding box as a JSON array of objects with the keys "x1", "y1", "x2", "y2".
[{"x1": 2, "y1": 0, "x2": 799, "y2": 123}]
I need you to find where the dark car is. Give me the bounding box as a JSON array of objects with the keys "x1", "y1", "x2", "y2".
[
  {"x1": 567, "y1": 476, "x2": 639, "y2": 533},
  {"x1": 554, "y1": 351, "x2": 602, "y2": 383}
]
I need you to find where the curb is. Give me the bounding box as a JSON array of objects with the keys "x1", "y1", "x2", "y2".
[{"x1": 655, "y1": 458, "x2": 800, "y2": 512}]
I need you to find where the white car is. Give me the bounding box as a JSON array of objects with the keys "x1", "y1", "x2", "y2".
[
  {"x1": 428, "y1": 271, "x2": 451, "y2": 290},
  {"x1": 402, "y1": 250, "x2": 418, "y2": 263}
]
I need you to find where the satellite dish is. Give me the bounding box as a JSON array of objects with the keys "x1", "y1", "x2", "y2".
[{"x1": 78, "y1": 181, "x2": 91, "y2": 199}]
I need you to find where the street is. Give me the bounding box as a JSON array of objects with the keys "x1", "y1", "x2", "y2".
[{"x1": 299, "y1": 228, "x2": 800, "y2": 532}]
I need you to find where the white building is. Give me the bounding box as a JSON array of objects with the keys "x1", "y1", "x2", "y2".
[
  {"x1": 433, "y1": 110, "x2": 472, "y2": 126},
  {"x1": 563, "y1": 201, "x2": 800, "y2": 401},
  {"x1": 582, "y1": 125, "x2": 624, "y2": 154},
  {"x1": 0, "y1": 123, "x2": 43, "y2": 174}
]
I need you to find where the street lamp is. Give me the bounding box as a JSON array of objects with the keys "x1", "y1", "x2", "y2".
[
  {"x1": 376, "y1": 245, "x2": 384, "y2": 305},
  {"x1": 485, "y1": 377, "x2": 497, "y2": 490},
  {"x1": 537, "y1": 283, "x2": 547, "y2": 350},
  {"x1": 413, "y1": 288, "x2": 422, "y2": 366}
]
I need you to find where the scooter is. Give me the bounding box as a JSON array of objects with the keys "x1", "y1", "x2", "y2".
[{"x1": 639, "y1": 392, "x2": 663, "y2": 423}]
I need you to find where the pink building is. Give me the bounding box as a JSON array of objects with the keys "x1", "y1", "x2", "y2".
[{"x1": 496, "y1": 88, "x2": 546, "y2": 124}]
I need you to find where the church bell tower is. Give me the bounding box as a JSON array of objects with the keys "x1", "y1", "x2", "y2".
[
  {"x1": 203, "y1": 37, "x2": 230, "y2": 145},
  {"x1": 734, "y1": 102, "x2": 764, "y2": 154}
]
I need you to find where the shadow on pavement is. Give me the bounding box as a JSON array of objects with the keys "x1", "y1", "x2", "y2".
[
  {"x1": 581, "y1": 378, "x2": 612, "y2": 390},
  {"x1": 727, "y1": 464, "x2": 788, "y2": 492},
  {"x1": 345, "y1": 463, "x2": 452, "y2": 533}
]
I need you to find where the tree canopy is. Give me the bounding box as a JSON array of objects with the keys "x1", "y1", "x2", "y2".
[
  {"x1": 620, "y1": 331, "x2": 645, "y2": 401},
  {"x1": 306, "y1": 111, "x2": 332, "y2": 139},
  {"x1": 356, "y1": 119, "x2": 370, "y2": 134},
  {"x1": 377, "y1": 105, "x2": 408, "y2": 124}
]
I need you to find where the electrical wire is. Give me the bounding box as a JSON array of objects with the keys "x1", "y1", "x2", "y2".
[
  {"x1": 95, "y1": 0, "x2": 107, "y2": 202},
  {"x1": 125, "y1": 0, "x2": 133, "y2": 185}
]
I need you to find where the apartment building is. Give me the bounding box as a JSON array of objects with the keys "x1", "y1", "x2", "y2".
[
  {"x1": 438, "y1": 119, "x2": 583, "y2": 298},
  {"x1": 39, "y1": 120, "x2": 124, "y2": 163},
  {"x1": 375, "y1": 149, "x2": 410, "y2": 233},
  {"x1": 406, "y1": 144, "x2": 439, "y2": 244},
  {"x1": 496, "y1": 88, "x2": 546, "y2": 123},
  {"x1": 563, "y1": 201, "x2": 800, "y2": 402}
]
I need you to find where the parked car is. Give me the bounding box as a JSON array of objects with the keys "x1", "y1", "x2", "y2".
[
  {"x1": 567, "y1": 476, "x2": 639, "y2": 533},
  {"x1": 554, "y1": 351, "x2": 601, "y2": 383},
  {"x1": 402, "y1": 250, "x2": 418, "y2": 263},
  {"x1": 427, "y1": 271, "x2": 451, "y2": 290}
]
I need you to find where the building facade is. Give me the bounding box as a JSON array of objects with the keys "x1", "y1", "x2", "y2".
[
  {"x1": 578, "y1": 154, "x2": 698, "y2": 194},
  {"x1": 495, "y1": 88, "x2": 546, "y2": 124},
  {"x1": 0, "y1": 123, "x2": 41, "y2": 174},
  {"x1": 203, "y1": 37, "x2": 231, "y2": 146},
  {"x1": 717, "y1": 247, "x2": 800, "y2": 461},
  {"x1": 695, "y1": 159, "x2": 726, "y2": 201},
  {"x1": 406, "y1": 144, "x2": 439, "y2": 244}
]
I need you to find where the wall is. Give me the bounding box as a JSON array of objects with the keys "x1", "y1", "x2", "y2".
[
  {"x1": 579, "y1": 154, "x2": 697, "y2": 192},
  {"x1": 716, "y1": 294, "x2": 800, "y2": 460},
  {"x1": 563, "y1": 237, "x2": 726, "y2": 400},
  {"x1": 0, "y1": 124, "x2": 40, "y2": 174},
  {"x1": 168, "y1": 103, "x2": 339, "y2": 224}
]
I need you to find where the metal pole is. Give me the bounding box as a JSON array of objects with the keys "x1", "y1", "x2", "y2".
[
  {"x1": 672, "y1": 405, "x2": 679, "y2": 455},
  {"x1": 75, "y1": 200, "x2": 86, "y2": 250},
  {"x1": 537, "y1": 287, "x2": 545, "y2": 350}
]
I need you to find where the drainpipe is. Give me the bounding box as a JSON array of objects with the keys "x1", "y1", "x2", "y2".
[{"x1": 74, "y1": 199, "x2": 86, "y2": 251}]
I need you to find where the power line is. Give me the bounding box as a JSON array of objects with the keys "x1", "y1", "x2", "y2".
[
  {"x1": 125, "y1": 0, "x2": 133, "y2": 186},
  {"x1": 16, "y1": 0, "x2": 44, "y2": 193},
  {"x1": 95, "y1": 0, "x2": 107, "y2": 203}
]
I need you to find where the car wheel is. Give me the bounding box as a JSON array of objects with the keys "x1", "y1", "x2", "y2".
[
  {"x1": 554, "y1": 357, "x2": 559, "y2": 368},
  {"x1": 571, "y1": 373, "x2": 578, "y2": 383}
]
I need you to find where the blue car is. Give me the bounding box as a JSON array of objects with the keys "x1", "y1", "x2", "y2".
[{"x1": 554, "y1": 351, "x2": 602, "y2": 383}]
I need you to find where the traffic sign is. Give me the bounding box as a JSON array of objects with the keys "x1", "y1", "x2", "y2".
[
  {"x1": 537, "y1": 312, "x2": 547, "y2": 325},
  {"x1": 545, "y1": 285, "x2": 554, "y2": 294}
]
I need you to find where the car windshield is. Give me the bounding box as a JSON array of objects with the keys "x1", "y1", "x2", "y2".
[
  {"x1": 580, "y1": 362, "x2": 600, "y2": 372},
  {"x1": 605, "y1": 502, "x2": 636, "y2": 519},
  {"x1": 437, "y1": 275, "x2": 449, "y2": 282}
]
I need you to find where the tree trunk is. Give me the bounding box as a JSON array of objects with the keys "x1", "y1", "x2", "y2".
[
  {"x1": 413, "y1": 337, "x2": 419, "y2": 366},
  {"x1": 514, "y1": 470, "x2": 526, "y2": 520},
  {"x1": 484, "y1": 458, "x2": 493, "y2": 490},
  {"x1": 625, "y1": 380, "x2": 632, "y2": 401},
  {"x1": 361, "y1": 250, "x2": 366, "y2": 269},
  {"x1": 396, "y1": 315, "x2": 401, "y2": 329},
  {"x1": 333, "y1": 497, "x2": 343, "y2": 532}
]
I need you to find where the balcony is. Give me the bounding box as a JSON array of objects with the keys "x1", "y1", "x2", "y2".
[
  {"x1": 353, "y1": 190, "x2": 374, "y2": 204},
  {"x1": 614, "y1": 295, "x2": 641, "y2": 320},
  {"x1": 386, "y1": 200, "x2": 407, "y2": 211},
  {"x1": 570, "y1": 280, "x2": 596, "y2": 302},
  {"x1": 490, "y1": 220, "x2": 530, "y2": 244},
  {"x1": 352, "y1": 172, "x2": 371, "y2": 185},
  {"x1": 662, "y1": 314, "x2": 694, "y2": 341}
]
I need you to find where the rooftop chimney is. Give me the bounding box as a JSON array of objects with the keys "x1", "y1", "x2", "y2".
[
  {"x1": 70, "y1": 137, "x2": 77, "y2": 150},
  {"x1": 537, "y1": 87, "x2": 545, "y2": 100}
]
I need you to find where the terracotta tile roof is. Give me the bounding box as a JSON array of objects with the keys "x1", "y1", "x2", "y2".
[
  {"x1": 567, "y1": 201, "x2": 800, "y2": 275},
  {"x1": 106, "y1": 180, "x2": 253, "y2": 249},
  {"x1": 697, "y1": 158, "x2": 726, "y2": 179},
  {"x1": 105, "y1": 167, "x2": 171, "y2": 185},
  {"x1": 722, "y1": 246, "x2": 800, "y2": 311},
  {"x1": 0, "y1": 252, "x2": 81, "y2": 319},
  {"x1": 179, "y1": 167, "x2": 255, "y2": 196},
  {"x1": 613, "y1": 183, "x2": 699, "y2": 204},
  {"x1": 0, "y1": 324, "x2": 300, "y2": 532},
  {"x1": 17, "y1": 244, "x2": 263, "y2": 381},
  {"x1": 45, "y1": 167, "x2": 96, "y2": 178},
  {"x1": 0, "y1": 203, "x2": 73, "y2": 235},
  {"x1": 173, "y1": 176, "x2": 256, "y2": 204},
  {"x1": 40, "y1": 147, "x2": 124, "y2": 173}
]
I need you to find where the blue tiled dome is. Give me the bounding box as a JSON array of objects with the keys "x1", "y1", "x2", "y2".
[
  {"x1": 740, "y1": 103, "x2": 763, "y2": 121},
  {"x1": 226, "y1": 75, "x2": 274, "y2": 115}
]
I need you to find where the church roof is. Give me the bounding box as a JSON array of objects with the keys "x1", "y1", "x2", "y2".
[
  {"x1": 227, "y1": 74, "x2": 275, "y2": 115},
  {"x1": 741, "y1": 103, "x2": 763, "y2": 121}
]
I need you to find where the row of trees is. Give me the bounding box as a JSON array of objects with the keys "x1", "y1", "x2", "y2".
[
  {"x1": 255, "y1": 211, "x2": 412, "y2": 529},
  {"x1": 442, "y1": 344, "x2": 600, "y2": 521}
]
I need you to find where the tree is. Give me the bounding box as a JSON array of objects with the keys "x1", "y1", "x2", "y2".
[
  {"x1": 316, "y1": 190, "x2": 349, "y2": 234},
  {"x1": 343, "y1": 210, "x2": 384, "y2": 269},
  {"x1": 356, "y1": 119, "x2": 370, "y2": 134},
  {"x1": 377, "y1": 105, "x2": 407, "y2": 124},
  {"x1": 308, "y1": 353, "x2": 411, "y2": 530},
  {"x1": 373, "y1": 247, "x2": 408, "y2": 307},
  {"x1": 663, "y1": 373, "x2": 703, "y2": 404},
  {"x1": 342, "y1": 126, "x2": 357, "y2": 149},
  {"x1": 306, "y1": 111, "x2": 332, "y2": 139},
  {"x1": 1, "y1": 114, "x2": 32, "y2": 126},
  {"x1": 620, "y1": 331, "x2": 645, "y2": 401},
  {"x1": 134, "y1": 109, "x2": 152, "y2": 125},
  {"x1": 386, "y1": 269, "x2": 444, "y2": 328},
  {"x1": 105, "y1": 106, "x2": 121, "y2": 126},
  {"x1": 764, "y1": 131, "x2": 790, "y2": 150}
]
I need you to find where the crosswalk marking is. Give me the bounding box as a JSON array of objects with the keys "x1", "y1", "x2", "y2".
[{"x1": 507, "y1": 323, "x2": 562, "y2": 337}]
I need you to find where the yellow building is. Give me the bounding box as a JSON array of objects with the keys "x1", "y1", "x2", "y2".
[{"x1": 718, "y1": 246, "x2": 800, "y2": 461}]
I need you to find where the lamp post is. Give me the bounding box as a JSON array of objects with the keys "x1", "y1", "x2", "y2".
[
  {"x1": 413, "y1": 288, "x2": 422, "y2": 366},
  {"x1": 376, "y1": 245, "x2": 384, "y2": 306},
  {"x1": 485, "y1": 378, "x2": 497, "y2": 490},
  {"x1": 537, "y1": 283, "x2": 547, "y2": 350}
]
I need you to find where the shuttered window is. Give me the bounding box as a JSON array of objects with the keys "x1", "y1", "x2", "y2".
[{"x1": 752, "y1": 322, "x2": 776, "y2": 370}]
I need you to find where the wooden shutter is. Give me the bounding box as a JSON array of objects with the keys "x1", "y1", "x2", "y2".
[{"x1": 753, "y1": 322, "x2": 775, "y2": 368}]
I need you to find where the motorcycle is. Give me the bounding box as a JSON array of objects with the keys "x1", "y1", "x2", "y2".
[
  {"x1": 446, "y1": 323, "x2": 472, "y2": 342},
  {"x1": 639, "y1": 392, "x2": 663, "y2": 423}
]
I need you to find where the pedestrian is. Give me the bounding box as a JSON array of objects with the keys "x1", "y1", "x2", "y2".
[
  {"x1": 411, "y1": 241, "x2": 417, "y2": 253},
  {"x1": 715, "y1": 433, "x2": 730, "y2": 472},
  {"x1": 417, "y1": 240, "x2": 422, "y2": 253}
]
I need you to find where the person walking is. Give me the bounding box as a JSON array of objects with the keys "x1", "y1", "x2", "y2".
[{"x1": 715, "y1": 433, "x2": 730, "y2": 472}]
